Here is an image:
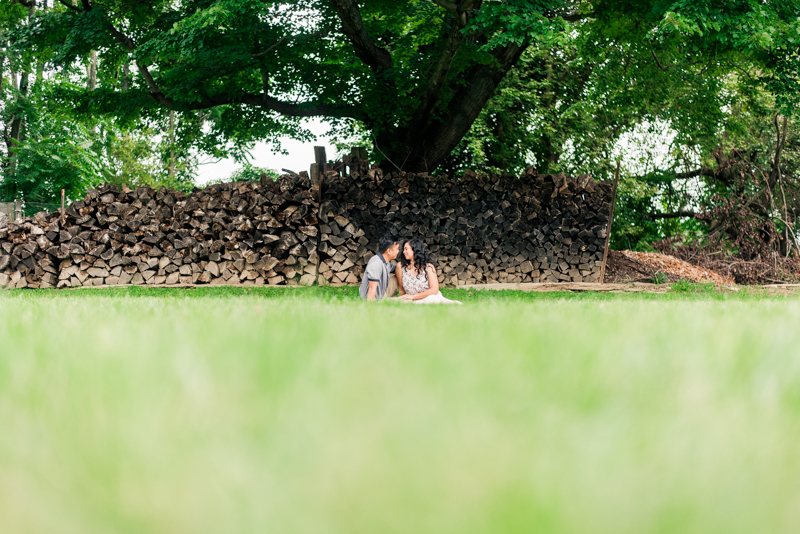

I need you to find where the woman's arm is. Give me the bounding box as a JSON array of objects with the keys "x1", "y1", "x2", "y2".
[
  {"x1": 396, "y1": 265, "x2": 405, "y2": 296},
  {"x1": 410, "y1": 264, "x2": 440, "y2": 300}
]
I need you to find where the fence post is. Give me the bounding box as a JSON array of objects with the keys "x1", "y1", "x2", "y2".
[
  {"x1": 351, "y1": 146, "x2": 368, "y2": 160},
  {"x1": 599, "y1": 161, "x2": 621, "y2": 284},
  {"x1": 314, "y1": 146, "x2": 326, "y2": 179},
  {"x1": 14, "y1": 199, "x2": 23, "y2": 222},
  {"x1": 312, "y1": 147, "x2": 328, "y2": 286}
]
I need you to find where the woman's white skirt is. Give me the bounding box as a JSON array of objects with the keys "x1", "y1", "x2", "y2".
[{"x1": 413, "y1": 291, "x2": 462, "y2": 305}]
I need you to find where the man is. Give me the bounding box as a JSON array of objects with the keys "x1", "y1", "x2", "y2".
[{"x1": 359, "y1": 233, "x2": 400, "y2": 301}]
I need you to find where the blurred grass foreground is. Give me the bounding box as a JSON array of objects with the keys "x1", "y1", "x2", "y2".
[{"x1": 1, "y1": 286, "x2": 800, "y2": 533}]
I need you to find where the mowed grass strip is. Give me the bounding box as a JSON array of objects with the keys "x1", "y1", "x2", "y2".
[{"x1": 1, "y1": 287, "x2": 799, "y2": 533}]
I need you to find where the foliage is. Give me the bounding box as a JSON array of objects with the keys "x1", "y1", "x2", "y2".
[
  {"x1": 670, "y1": 280, "x2": 717, "y2": 293},
  {"x1": 11, "y1": 0, "x2": 796, "y2": 175},
  {"x1": 651, "y1": 271, "x2": 669, "y2": 285},
  {"x1": 0, "y1": 0, "x2": 201, "y2": 203},
  {"x1": 3, "y1": 0, "x2": 800, "y2": 259},
  {"x1": 438, "y1": 1, "x2": 800, "y2": 257},
  {"x1": 0, "y1": 78, "x2": 195, "y2": 202},
  {"x1": 206, "y1": 163, "x2": 281, "y2": 186}
]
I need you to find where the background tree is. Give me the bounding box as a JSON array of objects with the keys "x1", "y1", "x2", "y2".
[
  {"x1": 4, "y1": 0, "x2": 800, "y2": 266},
  {"x1": 12, "y1": 0, "x2": 796, "y2": 175}
]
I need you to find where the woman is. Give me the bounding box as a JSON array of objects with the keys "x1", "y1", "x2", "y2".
[{"x1": 396, "y1": 239, "x2": 462, "y2": 304}]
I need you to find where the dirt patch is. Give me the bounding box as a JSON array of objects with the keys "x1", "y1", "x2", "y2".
[{"x1": 604, "y1": 249, "x2": 735, "y2": 286}]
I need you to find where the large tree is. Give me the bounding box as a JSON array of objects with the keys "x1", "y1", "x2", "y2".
[
  {"x1": 5, "y1": 0, "x2": 609, "y2": 172},
  {"x1": 7, "y1": 0, "x2": 800, "y2": 176}
]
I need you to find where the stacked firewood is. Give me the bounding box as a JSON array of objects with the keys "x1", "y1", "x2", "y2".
[
  {"x1": 318, "y1": 157, "x2": 612, "y2": 286},
  {"x1": 0, "y1": 158, "x2": 612, "y2": 289},
  {"x1": 0, "y1": 174, "x2": 319, "y2": 289}
]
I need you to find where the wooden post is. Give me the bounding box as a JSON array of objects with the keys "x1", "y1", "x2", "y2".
[
  {"x1": 599, "y1": 161, "x2": 621, "y2": 284},
  {"x1": 350, "y1": 146, "x2": 368, "y2": 161},
  {"x1": 312, "y1": 147, "x2": 326, "y2": 286},
  {"x1": 314, "y1": 146, "x2": 326, "y2": 178},
  {"x1": 14, "y1": 199, "x2": 22, "y2": 222},
  {"x1": 259, "y1": 173, "x2": 267, "y2": 187},
  {"x1": 60, "y1": 189, "x2": 65, "y2": 220}
]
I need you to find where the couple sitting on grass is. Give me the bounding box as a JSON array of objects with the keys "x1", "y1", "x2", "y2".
[{"x1": 359, "y1": 234, "x2": 462, "y2": 304}]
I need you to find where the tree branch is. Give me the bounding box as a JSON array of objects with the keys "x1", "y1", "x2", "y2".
[
  {"x1": 412, "y1": 40, "x2": 529, "y2": 170},
  {"x1": 408, "y1": 3, "x2": 475, "y2": 133},
  {"x1": 651, "y1": 50, "x2": 669, "y2": 72},
  {"x1": 98, "y1": 9, "x2": 361, "y2": 121},
  {"x1": 328, "y1": 0, "x2": 393, "y2": 71},
  {"x1": 252, "y1": 36, "x2": 289, "y2": 59},
  {"x1": 429, "y1": 0, "x2": 458, "y2": 14},
  {"x1": 559, "y1": 12, "x2": 595, "y2": 21},
  {"x1": 251, "y1": 29, "x2": 331, "y2": 59},
  {"x1": 675, "y1": 167, "x2": 715, "y2": 179},
  {"x1": 645, "y1": 211, "x2": 697, "y2": 220},
  {"x1": 543, "y1": 7, "x2": 596, "y2": 22},
  {"x1": 772, "y1": 112, "x2": 789, "y2": 179},
  {"x1": 103, "y1": 20, "x2": 173, "y2": 106},
  {"x1": 54, "y1": 0, "x2": 82, "y2": 11},
  {"x1": 245, "y1": 94, "x2": 361, "y2": 119},
  {"x1": 190, "y1": 92, "x2": 339, "y2": 117}
]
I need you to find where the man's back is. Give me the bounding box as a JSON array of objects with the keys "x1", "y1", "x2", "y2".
[{"x1": 359, "y1": 253, "x2": 394, "y2": 300}]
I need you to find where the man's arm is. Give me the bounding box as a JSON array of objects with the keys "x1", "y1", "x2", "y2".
[{"x1": 366, "y1": 280, "x2": 379, "y2": 301}]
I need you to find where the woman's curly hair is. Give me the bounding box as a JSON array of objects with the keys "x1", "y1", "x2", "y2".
[{"x1": 399, "y1": 238, "x2": 436, "y2": 281}]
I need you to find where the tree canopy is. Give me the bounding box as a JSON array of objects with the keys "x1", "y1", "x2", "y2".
[
  {"x1": 7, "y1": 0, "x2": 797, "y2": 175},
  {"x1": 2, "y1": 0, "x2": 800, "y2": 257}
]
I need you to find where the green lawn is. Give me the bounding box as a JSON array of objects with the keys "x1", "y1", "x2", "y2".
[{"x1": 1, "y1": 286, "x2": 800, "y2": 533}]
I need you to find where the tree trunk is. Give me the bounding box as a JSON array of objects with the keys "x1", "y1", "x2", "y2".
[
  {"x1": 122, "y1": 62, "x2": 130, "y2": 91},
  {"x1": 377, "y1": 42, "x2": 528, "y2": 173},
  {"x1": 87, "y1": 50, "x2": 97, "y2": 91},
  {"x1": 168, "y1": 110, "x2": 176, "y2": 177},
  {"x1": 4, "y1": 3, "x2": 35, "y2": 178},
  {"x1": 486, "y1": 115, "x2": 508, "y2": 172},
  {"x1": 7, "y1": 70, "x2": 30, "y2": 177},
  {"x1": 0, "y1": 48, "x2": 5, "y2": 93}
]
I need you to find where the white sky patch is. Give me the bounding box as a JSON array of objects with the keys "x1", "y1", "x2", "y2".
[
  {"x1": 195, "y1": 118, "x2": 335, "y2": 184},
  {"x1": 612, "y1": 121, "x2": 681, "y2": 175}
]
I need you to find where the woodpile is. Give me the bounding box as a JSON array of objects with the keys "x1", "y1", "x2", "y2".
[
  {"x1": 0, "y1": 174, "x2": 319, "y2": 289},
  {"x1": 318, "y1": 157, "x2": 612, "y2": 286},
  {"x1": 0, "y1": 158, "x2": 613, "y2": 289}
]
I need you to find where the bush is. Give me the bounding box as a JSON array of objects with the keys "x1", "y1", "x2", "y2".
[{"x1": 208, "y1": 163, "x2": 280, "y2": 185}]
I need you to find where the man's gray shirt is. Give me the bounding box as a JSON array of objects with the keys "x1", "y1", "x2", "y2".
[{"x1": 359, "y1": 253, "x2": 396, "y2": 300}]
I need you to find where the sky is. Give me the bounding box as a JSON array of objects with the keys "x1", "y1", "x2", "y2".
[
  {"x1": 193, "y1": 118, "x2": 685, "y2": 186},
  {"x1": 195, "y1": 118, "x2": 335, "y2": 185}
]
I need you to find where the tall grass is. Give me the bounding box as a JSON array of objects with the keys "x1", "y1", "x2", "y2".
[{"x1": 1, "y1": 288, "x2": 799, "y2": 533}]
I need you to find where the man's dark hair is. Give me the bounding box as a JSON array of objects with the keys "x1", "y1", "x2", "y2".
[{"x1": 378, "y1": 233, "x2": 397, "y2": 254}]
